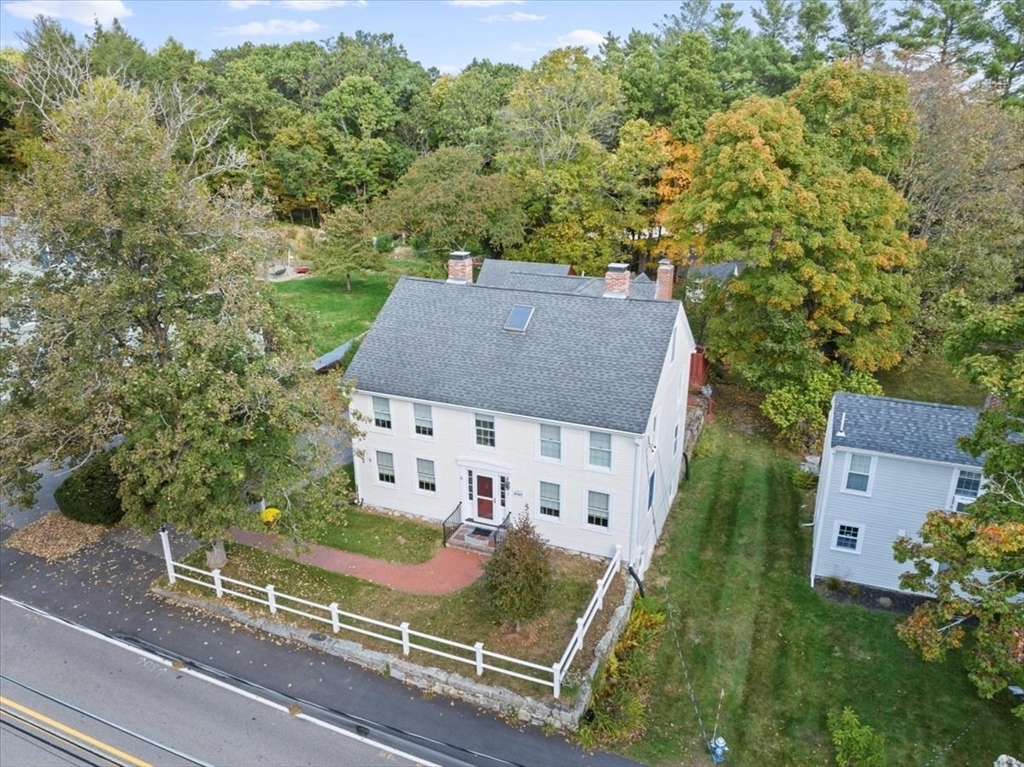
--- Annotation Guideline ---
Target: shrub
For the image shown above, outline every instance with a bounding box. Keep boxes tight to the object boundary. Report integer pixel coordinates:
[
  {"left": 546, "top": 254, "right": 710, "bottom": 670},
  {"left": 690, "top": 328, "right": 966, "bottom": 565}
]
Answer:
[
  {"left": 761, "top": 364, "right": 883, "bottom": 447},
  {"left": 373, "top": 233, "right": 394, "bottom": 253},
  {"left": 577, "top": 597, "right": 666, "bottom": 746},
  {"left": 823, "top": 575, "right": 843, "bottom": 592},
  {"left": 792, "top": 469, "right": 820, "bottom": 490},
  {"left": 482, "top": 511, "right": 553, "bottom": 630},
  {"left": 54, "top": 451, "right": 125, "bottom": 526},
  {"left": 827, "top": 707, "right": 886, "bottom": 767}
]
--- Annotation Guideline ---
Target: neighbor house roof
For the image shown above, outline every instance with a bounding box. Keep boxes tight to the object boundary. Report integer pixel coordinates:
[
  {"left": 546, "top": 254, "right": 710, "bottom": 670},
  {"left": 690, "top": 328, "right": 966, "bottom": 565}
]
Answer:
[
  {"left": 687, "top": 260, "right": 744, "bottom": 282},
  {"left": 830, "top": 393, "right": 982, "bottom": 467},
  {"left": 477, "top": 258, "right": 658, "bottom": 299},
  {"left": 345, "top": 276, "right": 680, "bottom": 434}
]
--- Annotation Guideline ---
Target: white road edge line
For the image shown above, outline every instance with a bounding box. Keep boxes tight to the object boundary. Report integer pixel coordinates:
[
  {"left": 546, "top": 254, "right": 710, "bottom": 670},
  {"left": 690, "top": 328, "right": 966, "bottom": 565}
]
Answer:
[{"left": 0, "top": 595, "right": 440, "bottom": 767}]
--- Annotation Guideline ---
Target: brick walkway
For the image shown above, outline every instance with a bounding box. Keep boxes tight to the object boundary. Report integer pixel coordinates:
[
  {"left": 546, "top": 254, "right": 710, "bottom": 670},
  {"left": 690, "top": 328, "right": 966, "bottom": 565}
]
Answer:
[{"left": 231, "top": 528, "right": 486, "bottom": 596}]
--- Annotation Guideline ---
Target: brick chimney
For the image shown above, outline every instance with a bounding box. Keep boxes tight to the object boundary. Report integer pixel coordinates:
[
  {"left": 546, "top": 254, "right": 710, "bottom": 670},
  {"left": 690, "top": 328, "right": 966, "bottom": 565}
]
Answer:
[
  {"left": 603, "top": 263, "right": 630, "bottom": 298},
  {"left": 656, "top": 259, "right": 675, "bottom": 300},
  {"left": 447, "top": 251, "right": 473, "bottom": 284}
]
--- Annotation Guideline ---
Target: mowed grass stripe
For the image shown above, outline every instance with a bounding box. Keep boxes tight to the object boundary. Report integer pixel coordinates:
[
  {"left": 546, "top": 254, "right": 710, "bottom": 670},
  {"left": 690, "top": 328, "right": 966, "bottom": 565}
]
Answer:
[{"left": 627, "top": 423, "right": 1021, "bottom": 766}]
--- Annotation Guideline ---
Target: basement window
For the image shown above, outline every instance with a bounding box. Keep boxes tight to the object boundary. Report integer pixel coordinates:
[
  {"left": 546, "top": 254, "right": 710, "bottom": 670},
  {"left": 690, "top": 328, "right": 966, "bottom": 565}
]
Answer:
[{"left": 503, "top": 304, "right": 535, "bottom": 332}]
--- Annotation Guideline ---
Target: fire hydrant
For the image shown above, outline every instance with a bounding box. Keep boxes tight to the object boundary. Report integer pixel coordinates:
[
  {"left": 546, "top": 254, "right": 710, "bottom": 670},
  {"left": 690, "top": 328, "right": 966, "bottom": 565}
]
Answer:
[{"left": 710, "top": 736, "right": 728, "bottom": 764}]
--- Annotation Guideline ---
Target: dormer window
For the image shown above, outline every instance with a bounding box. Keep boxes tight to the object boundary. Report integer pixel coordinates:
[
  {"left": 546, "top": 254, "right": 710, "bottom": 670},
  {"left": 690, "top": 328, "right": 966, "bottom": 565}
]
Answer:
[{"left": 503, "top": 304, "right": 535, "bottom": 332}]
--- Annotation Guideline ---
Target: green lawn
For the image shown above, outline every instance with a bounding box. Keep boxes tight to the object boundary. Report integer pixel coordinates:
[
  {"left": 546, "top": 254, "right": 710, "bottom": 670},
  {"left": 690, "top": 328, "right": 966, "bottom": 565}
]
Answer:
[
  {"left": 627, "top": 422, "right": 1021, "bottom": 766},
  {"left": 313, "top": 508, "right": 441, "bottom": 564},
  {"left": 875, "top": 352, "right": 986, "bottom": 407},
  {"left": 273, "top": 274, "right": 392, "bottom": 355}
]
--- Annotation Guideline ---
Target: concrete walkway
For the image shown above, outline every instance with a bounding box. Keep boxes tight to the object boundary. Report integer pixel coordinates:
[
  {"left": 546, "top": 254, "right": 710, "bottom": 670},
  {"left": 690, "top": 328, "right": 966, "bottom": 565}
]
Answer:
[{"left": 231, "top": 527, "right": 486, "bottom": 595}]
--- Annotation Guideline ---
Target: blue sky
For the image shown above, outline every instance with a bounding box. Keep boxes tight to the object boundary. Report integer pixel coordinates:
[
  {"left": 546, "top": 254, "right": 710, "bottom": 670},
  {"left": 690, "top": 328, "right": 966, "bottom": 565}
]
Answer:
[{"left": 0, "top": 0, "right": 710, "bottom": 73}]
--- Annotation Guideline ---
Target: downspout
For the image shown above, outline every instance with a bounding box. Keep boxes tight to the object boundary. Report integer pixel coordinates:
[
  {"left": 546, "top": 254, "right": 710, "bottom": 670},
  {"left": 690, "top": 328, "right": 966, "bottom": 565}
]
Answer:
[
  {"left": 809, "top": 405, "right": 836, "bottom": 588},
  {"left": 629, "top": 435, "right": 644, "bottom": 573}
]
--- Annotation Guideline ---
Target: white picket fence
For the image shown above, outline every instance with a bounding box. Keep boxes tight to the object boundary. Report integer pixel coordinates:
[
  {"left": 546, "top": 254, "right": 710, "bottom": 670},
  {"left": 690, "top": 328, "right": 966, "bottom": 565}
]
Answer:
[{"left": 160, "top": 530, "right": 621, "bottom": 698}]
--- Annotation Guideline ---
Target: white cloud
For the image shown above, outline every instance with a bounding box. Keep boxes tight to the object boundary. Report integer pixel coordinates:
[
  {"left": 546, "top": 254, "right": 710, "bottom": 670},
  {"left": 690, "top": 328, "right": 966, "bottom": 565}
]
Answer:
[
  {"left": 217, "top": 18, "right": 326, "bottom": 36},
  {"left": 556, "top": 29, "right": 605, "bottom": 48},
  {"left": 2, "top": 0, "right": 132, "bottom": 26},
  {"left": 225, "top": 0, "right": 270, "bottom": 9},
  {"left": 449, "top": 0, "right": 523, "bottom": 7},
  {"left": 482, "top": 11, "right": 544, "bottom": 22},
  {"left": 278, "top": 0, "right": 365, "bottom": 9}
]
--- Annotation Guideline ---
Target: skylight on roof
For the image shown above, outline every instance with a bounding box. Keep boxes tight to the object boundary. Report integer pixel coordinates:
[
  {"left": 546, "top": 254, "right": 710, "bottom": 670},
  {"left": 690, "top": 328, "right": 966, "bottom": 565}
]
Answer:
[{"left": 504, "top": 304, "right": 535, "bottom": 332}]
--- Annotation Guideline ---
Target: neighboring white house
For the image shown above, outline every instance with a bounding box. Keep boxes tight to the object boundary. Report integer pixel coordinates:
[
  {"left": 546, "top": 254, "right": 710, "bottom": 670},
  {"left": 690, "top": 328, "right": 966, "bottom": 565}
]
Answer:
[
  {"left": 345, "top": 253, "right": 696, "bottom": 576},
  {"left": 810, "top": 392, "right": 983, "bottom": 593}
]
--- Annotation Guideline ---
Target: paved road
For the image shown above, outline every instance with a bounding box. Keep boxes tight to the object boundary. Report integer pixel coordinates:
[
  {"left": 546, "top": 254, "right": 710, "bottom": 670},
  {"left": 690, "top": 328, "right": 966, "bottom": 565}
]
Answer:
[
  {"left": 0, "top": 598, "right": 427, "bottom": 767},
  {"left": 0, "top": 526, "right": 639, "bottom": 767}
]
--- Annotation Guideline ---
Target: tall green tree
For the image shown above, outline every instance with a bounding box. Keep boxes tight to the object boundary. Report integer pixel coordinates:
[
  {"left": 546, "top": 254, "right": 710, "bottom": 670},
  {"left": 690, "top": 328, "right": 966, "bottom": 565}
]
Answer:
[
  {"left": 894, "top": 293, "right": 1024, "bottom": 719},
  {"left": 750, "top": 0, "right": 801, "bottom": 95},
  {"left": 982, "top": 0, "right": 1024, "bottom": 106},
  {"left": 371, "top": 146, "right": 525, "bottom": 253},
  {"left": 794, "top": 0, "right": 834, "bottom": 72},
  {"left": 0, "top": 77, "right": 353, "bottom": 566},
  {"left": 314, "top": 206, "right": 382, "bottom": 291},
  {"left": 427, "top": 59, "right": 522, "bottom": 152},
  {"left": 889, "top": 0, "right": 990, "bottom": 68},
  {"left": 85, "top": 18, "right": 153, "bottom": 84},
  {"left": 831, "top": 0, "right": 890, "bottom": 59}
]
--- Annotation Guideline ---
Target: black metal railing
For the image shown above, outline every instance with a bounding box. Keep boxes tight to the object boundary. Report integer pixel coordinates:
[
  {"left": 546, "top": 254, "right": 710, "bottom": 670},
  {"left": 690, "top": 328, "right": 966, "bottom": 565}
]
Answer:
[
  {"left": 441, "top": 502, "right": 462, "bottom": 547},
  {"left": 493, "top": 511, "right": 512, "bottom": 549}
]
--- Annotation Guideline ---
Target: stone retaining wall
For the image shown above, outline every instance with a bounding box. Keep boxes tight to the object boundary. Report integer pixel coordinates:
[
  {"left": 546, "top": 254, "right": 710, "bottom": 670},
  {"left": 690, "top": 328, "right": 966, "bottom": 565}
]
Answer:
[{"left": 153, "top": 578, "right": 637, "bottom": 731}]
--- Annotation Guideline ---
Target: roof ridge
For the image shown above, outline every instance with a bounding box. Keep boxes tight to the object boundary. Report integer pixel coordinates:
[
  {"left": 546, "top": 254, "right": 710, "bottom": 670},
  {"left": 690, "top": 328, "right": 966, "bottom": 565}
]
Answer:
[
  {"left": 399, "top": 274, "right": 678, "bottom": 306},
  {"left": 837, "top": 392, "right": 979, "bottom": 413}
]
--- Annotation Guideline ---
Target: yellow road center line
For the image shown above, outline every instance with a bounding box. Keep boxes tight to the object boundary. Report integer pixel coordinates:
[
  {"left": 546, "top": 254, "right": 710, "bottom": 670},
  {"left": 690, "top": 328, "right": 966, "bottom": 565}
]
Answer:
[{"left": 0, "top": 695, "right": 153, "bottom": 767}]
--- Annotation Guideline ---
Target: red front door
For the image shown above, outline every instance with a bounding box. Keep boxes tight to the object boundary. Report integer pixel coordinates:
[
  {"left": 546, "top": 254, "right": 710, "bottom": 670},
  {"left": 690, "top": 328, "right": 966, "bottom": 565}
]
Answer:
[{"left": 476, "top": 475, "right": 494, "bottom": 520}]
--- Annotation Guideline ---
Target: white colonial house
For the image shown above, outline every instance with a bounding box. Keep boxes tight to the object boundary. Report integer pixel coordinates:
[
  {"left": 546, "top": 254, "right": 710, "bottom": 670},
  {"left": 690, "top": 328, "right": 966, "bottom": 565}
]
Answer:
[
  {"left": 345, "top": 253, "right": 696, "bottom": 576},
  {"left": 810, "top": 392, "right": 983, "bottom": 593}
]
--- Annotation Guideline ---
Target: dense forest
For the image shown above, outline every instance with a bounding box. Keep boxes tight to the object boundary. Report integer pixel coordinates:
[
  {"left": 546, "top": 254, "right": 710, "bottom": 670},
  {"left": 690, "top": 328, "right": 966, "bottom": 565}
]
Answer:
[{"left": 1, "top": 0, "right": 1021, "bottom": 398}]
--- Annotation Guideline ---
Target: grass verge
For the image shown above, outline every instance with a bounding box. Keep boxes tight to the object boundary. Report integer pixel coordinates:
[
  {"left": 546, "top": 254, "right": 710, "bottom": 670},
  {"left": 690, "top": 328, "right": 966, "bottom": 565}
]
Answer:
[{"left": 626, "top": 422, "right": 1021, "bottom": 766}]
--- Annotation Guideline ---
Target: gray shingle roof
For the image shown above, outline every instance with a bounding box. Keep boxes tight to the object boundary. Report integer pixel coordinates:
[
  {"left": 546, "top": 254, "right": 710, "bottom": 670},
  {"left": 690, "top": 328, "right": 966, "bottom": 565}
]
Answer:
[
  {"left": 688, "top": 260, "right": 744, "bottom": 281},
  {"left": 345, "top": 277, "right": 680, "bottom": 433},
  {"left": 476, "top": 259, "right": 572, "bottom": 286},
  {"left": 830, "top": 393, "right": 982, "bottom": 467},
  {"left": 476, "top": 259, "right": 658, "bottom": 299}
]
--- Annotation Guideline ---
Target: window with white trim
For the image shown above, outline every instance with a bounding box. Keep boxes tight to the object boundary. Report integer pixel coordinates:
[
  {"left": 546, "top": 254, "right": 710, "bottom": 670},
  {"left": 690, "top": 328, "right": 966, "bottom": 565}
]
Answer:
[
  {"left": 539, "top": 482, "right": 561, "bottom": 518},
  {"left": 475, "top": 414, "right": 495, "bottom": 447},
  {"left": 372, "top": 397, "right": 391, "bottom": 429},
  {"left": 589, "top": 432, "right": 612, "bottom": 468},
  {"left": 376, "top": 451, "right": 395, "bottom": 484},
  {"left": 833, "top": 522, "right": 861, "bottom": 553},
  {"left": 587, "top": 491, "right": 610, "bottom": 528},
  {"left": 844, "top": 453, "right": 873, "bottom": 494},
  {"left": 413, "top": 403, "right": 433, "bottom": 436},
  {"left": 416, "top": 458, "right": 435, "bottom": 492},
  {"left": 540, "top": 424, "right": 561, "bottom": 459},
  {"left": 952, "top": 469, "right": 982, "bottom": 511}
]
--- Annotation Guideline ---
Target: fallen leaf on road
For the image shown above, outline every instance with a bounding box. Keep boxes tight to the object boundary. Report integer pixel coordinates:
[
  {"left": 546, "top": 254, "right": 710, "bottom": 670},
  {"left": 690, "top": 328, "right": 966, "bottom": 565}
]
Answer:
[{"left": 4, "top": 512, "right": 107, "bottom": 561}]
